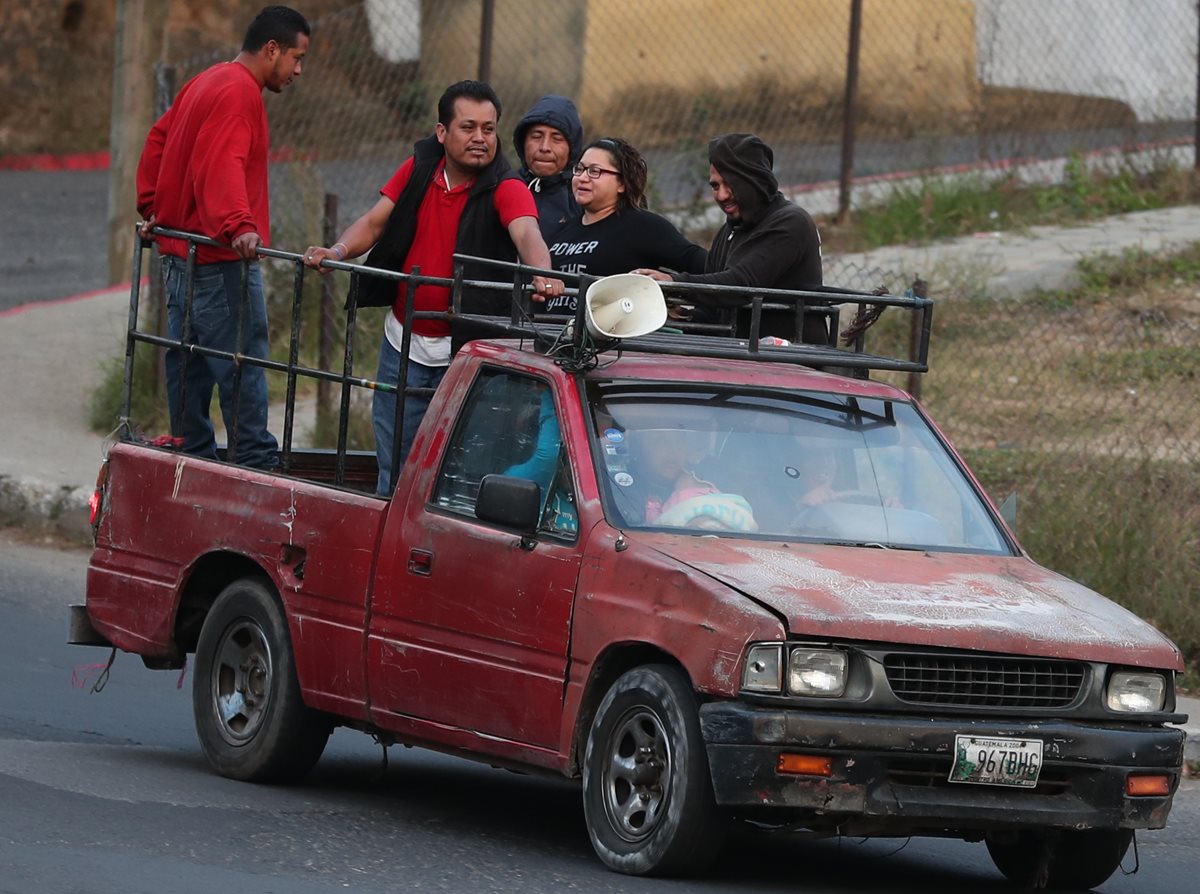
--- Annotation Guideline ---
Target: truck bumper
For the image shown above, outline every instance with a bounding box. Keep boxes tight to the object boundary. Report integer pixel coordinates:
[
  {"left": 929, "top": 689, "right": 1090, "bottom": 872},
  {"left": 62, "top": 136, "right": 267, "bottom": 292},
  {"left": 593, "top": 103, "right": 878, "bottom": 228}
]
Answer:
[
  {"left": 700, "top": 702, "right": 1183, "bottom": 832},
  {"left": 67, "top": 603, "right": 113, "bottom": 648}
]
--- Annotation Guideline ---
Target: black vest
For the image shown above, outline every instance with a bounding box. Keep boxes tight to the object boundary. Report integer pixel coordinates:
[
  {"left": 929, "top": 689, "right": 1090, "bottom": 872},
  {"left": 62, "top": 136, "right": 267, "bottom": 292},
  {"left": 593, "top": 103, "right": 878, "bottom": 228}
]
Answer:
[{"left": 357, "top": 134, "right": 521, "bottom": 324}]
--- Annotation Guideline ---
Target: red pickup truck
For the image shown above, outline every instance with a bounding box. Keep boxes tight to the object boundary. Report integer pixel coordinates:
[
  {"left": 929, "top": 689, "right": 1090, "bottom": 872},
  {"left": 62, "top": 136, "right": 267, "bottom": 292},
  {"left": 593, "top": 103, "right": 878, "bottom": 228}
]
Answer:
[{"left": 72, "top": 240, "right": 1185, "bottom": 889}]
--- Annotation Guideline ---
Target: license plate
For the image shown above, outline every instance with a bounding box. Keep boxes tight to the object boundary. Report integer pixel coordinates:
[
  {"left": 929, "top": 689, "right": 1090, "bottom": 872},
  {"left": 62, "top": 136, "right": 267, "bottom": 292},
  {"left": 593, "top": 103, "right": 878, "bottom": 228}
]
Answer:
[{"left": 948, "top": 735, "right": 1043, "bottom": 788}]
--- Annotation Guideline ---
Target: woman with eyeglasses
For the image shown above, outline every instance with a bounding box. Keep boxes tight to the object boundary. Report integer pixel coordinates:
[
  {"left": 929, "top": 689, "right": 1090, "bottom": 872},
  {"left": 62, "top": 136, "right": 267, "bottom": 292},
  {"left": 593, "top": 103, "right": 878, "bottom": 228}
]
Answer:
[{"left": 544, "top": 137, "right": 706, "bottom": 314}]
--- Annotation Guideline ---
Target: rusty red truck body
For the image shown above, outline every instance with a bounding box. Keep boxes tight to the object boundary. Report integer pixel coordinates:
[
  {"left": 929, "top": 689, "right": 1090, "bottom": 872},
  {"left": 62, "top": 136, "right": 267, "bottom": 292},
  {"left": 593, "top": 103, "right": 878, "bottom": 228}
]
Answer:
[{"left": 72, "top": 239, "right": 1186, "bottom": 888}]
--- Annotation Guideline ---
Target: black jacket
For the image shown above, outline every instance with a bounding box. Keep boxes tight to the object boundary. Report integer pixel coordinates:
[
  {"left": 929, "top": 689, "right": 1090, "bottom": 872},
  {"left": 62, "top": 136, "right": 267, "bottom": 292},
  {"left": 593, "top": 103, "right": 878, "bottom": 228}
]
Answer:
[
  {"left": 676, "top": 133, "right": 827, "bottom": 343},
  {"left": 512, "top": 95, "right": 584, "bottom": 240}
]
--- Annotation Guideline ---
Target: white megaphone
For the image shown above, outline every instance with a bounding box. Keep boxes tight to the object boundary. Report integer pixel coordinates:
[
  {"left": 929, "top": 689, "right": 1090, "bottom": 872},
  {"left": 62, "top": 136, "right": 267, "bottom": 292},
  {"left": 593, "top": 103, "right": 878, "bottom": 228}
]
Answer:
[{"left": 583, "top": 273, "right": 668, "bottom": 339}]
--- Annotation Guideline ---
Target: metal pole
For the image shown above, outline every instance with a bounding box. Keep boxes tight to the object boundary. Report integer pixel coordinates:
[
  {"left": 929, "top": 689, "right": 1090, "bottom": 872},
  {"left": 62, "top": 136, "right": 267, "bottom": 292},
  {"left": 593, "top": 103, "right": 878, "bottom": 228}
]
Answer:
[
  {"left": 107, "top": 0, "right": 167, "bottom": 286},
  {"left": 389, "top": 268, "right": 421, "bottom": 495},
  {"left": 120, "top": 231, "right": 145, "bottom": 431},
  {"left": 318, "top": 193, "right": 338, "bottom": 424},
  {"left": 907, "top": 276, "right": 929, "bottom": 399},
  {"left": 837, "top": 0, "right": 863, "bottom": 225},
  {"left": 478, "top": 0, "right": 496, "bottom": 82},
  {"left": 149, "top": 64, "right": 175, "bottom": 405},
  {"left": 281, "top": 258, "right": 306, "bottom": 472},
  {"left": 1195, "top": 0, "right": 1200, "bottom": 172}
]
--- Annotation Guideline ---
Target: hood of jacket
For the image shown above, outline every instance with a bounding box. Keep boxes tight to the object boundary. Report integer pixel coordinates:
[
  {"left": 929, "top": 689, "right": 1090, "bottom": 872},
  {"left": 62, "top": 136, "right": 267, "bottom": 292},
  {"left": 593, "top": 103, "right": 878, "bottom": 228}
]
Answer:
[
  {"left": 512, "top": 94, "right": 584, "bottom": 183},
  {"left": 708, "top": 132, "right": 780, "bottom": 228}
]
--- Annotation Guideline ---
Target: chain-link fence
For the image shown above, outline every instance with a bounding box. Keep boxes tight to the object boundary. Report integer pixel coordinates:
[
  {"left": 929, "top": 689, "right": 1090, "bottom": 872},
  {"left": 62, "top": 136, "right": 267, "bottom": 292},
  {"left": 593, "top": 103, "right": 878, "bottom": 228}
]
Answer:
[
  {"left": 158, "top": 0, "right": 1200, "bottom": 668},
  {"left": 859, "top": 248, "right": 1200, "bottom": 669},
  {"left": 164, "top": 0, "right": 1200, "bottom": 237}
]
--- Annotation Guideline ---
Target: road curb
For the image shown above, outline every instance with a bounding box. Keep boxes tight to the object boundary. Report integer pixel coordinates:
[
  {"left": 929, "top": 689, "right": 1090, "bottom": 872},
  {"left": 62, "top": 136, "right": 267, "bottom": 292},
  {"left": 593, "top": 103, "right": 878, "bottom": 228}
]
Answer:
[{"left": 0, "top": 475, "right": 93, "bottom": 546}]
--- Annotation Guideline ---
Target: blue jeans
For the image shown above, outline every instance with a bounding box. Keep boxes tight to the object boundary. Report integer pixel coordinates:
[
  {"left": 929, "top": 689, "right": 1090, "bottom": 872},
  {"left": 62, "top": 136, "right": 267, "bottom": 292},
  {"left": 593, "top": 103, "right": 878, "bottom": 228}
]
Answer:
[
  {"left": 162, "top": 256, "right": 278, "bottom": 469},
  {"left": 372, "top": 334, "right": 447, "bottom": 495}
]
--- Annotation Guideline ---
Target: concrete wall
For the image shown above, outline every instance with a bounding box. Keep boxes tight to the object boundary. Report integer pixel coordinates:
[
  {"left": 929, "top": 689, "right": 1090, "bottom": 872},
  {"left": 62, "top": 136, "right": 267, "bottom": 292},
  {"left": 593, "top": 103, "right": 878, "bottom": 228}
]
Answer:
[
  {"left": 415, "top": 0, "right": 589, "bottom": 123},
  {"left": 0, "top": 2, "right": 118, "bottom": 153},
  {"left": 579, "top": 0, "right": 979, "bottom": 128},
  {"left": 976, "top": 0, "right": 1197, "bottom": 122}
]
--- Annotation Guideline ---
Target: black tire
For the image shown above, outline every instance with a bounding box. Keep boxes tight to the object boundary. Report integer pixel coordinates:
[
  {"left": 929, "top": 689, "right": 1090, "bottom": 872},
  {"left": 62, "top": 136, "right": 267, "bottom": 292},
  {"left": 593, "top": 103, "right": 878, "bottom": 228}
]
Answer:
[
  {"left": 986, "top": 828, "right": 1133, "bottom": 890},
  {"left": 192, "top": 577, "right": 331, "bottom": 783},
  {"left": 582, "top": 664, "right": 726, "bottom": 876}
]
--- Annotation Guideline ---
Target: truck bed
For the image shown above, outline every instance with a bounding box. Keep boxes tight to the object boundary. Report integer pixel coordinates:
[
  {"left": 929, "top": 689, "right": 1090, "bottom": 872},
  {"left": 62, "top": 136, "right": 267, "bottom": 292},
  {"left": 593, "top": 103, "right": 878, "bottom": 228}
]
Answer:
[{"left": 87, "top": 441, "right": 387, "bottom": 716}]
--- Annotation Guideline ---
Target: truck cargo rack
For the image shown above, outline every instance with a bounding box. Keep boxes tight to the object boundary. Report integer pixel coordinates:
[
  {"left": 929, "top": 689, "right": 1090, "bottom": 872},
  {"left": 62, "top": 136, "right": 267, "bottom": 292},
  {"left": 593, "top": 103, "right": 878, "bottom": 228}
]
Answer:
[{"left": 121, "top": 226, "right": 931, "bottom": 489}]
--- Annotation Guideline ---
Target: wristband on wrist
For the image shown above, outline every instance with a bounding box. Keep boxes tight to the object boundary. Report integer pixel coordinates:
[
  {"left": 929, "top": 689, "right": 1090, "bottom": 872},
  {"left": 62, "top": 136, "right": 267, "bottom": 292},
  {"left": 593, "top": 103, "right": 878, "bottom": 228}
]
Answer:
[{"left": 332, "top": 242, "right": 348, "bottom": 261}]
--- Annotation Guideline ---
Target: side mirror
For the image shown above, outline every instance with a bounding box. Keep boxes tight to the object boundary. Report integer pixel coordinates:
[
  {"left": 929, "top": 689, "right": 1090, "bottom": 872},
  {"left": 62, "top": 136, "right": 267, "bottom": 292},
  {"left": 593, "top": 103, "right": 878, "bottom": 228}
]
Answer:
[
  {"left": 476, "top": 474, "right": 541, "bottom": 534},
  {"left": 998, "top": 492, "right": 1018, "bottom": 529}
]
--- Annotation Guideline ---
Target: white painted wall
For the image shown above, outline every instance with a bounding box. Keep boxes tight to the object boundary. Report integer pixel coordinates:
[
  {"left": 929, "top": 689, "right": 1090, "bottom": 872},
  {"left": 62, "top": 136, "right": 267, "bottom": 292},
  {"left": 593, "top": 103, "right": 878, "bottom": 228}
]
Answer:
[
  {"left": 365, "top": 0, "right": 421, "bottom": 63},
  {"left": 976, "top": 0, "right": 1198, "bottom": 121}
]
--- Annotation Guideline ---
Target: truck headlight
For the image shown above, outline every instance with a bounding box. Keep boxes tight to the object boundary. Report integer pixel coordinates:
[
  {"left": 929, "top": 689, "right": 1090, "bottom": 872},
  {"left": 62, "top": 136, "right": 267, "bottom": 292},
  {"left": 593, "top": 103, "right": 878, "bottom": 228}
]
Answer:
[
  {"left": 788, "top": 649, "right": 847, "bottom": 697},
  {"left": 742, "top": 644, "right": 783, "bottom": 692},
  {"left": 1106, "top": 671, "right": 1166, "bottom": 713}
]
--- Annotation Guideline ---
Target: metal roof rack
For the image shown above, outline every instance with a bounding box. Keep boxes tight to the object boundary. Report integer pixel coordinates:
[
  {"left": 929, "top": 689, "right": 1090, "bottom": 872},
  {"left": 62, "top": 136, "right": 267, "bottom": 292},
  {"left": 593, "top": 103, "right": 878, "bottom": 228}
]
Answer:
[{"left": 442, "top": 253, "right": 932, "bottom": 376}]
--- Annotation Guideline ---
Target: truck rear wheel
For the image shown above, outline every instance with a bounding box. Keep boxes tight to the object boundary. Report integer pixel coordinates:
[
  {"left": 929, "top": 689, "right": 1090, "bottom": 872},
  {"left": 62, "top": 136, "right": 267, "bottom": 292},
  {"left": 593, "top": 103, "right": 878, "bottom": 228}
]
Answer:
[
  {"left": 192, "top": 577, "right": 330, "bottom": 782},
  {"left": 582, "top": 664, "right": 726, "bottom": 876},
  {"left": 986, "top": 828, "right": 1132, "bottom": 890}
]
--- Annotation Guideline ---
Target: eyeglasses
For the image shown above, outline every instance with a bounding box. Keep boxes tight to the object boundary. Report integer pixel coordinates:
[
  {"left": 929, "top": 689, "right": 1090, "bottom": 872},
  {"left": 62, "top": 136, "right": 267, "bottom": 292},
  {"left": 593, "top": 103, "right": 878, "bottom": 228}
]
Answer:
[{"left": 572, "top": 162, "right": 620, "bottom": 179}]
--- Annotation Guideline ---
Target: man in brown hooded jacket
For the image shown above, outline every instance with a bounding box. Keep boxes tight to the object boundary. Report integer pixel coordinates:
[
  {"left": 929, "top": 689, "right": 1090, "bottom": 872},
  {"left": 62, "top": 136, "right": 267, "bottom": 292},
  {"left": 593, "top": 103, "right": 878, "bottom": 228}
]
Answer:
[{"left": 637, "top": 132, "right": 828, "bottom": 344}]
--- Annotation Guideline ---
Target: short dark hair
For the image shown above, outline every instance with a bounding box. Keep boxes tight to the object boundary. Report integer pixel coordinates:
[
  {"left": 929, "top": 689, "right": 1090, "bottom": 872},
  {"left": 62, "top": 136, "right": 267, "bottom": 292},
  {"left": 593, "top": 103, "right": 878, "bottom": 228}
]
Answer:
[
  {"left": 437, "top": 80, "right": 502, "bottom": 127},
  {"left": 242, "top": 6, "right": 310, "bottom": 52},
  {"left": 585, "top": 137, "right": 648, "bottom": 211}
]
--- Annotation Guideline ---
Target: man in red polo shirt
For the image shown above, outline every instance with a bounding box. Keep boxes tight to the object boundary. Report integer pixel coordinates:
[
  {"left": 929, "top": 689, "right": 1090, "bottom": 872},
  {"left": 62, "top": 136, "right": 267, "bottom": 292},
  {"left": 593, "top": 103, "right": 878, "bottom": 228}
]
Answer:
[
  {"left": 304, "top": 80, "right": 562, "bottom": 495},
  {"left": 136, "top": 6, "right": 310, "bottom": 469}
]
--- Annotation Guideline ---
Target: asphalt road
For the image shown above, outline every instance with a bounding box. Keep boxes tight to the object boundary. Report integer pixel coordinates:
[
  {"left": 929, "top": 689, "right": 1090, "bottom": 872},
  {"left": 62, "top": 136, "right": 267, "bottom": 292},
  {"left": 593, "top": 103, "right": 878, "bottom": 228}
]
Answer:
[
  {"left": 0, "top": 170, "right": 110, "bottom": 310},
  {"left": 1, "top": 531, "right": 1197, "bottom": 894}
]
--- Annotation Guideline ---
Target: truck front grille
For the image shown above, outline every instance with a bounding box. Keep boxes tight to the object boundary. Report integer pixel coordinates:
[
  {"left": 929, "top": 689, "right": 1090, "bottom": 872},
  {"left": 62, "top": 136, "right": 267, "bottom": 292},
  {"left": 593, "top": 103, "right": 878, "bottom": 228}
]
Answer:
[
  {"left": 883, "top": 654, "right": 1085, "bottom": 709},
  {"left": 885, "top": 756, "right": 1072, "bottom": 794}
]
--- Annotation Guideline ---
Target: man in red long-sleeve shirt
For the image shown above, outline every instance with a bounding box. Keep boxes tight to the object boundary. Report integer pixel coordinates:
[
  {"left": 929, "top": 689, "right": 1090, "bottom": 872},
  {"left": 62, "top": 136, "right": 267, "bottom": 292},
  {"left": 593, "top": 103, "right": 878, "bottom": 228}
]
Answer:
[{"left": 135, "top": 5, "right": 309, "bottom": 469}]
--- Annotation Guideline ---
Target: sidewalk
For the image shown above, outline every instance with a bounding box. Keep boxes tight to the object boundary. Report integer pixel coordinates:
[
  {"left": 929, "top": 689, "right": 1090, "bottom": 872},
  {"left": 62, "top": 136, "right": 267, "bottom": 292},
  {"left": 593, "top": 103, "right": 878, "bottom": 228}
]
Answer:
[
  {"left": 0, "top": 206, "right": 1197, "bottom": 766},
  {"left": 0, "top": 286, "right": 130, "bottom": 543},
  {"left": 825, "top": 203, "right": 1200, "bottom": 296}
]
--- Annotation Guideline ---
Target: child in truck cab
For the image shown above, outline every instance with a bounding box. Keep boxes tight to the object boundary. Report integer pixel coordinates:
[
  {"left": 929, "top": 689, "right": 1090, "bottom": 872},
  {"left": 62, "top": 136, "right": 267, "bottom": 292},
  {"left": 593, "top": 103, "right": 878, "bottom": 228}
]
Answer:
[{"left": 609, "top": 426, "right": 757, "bottom": 532}]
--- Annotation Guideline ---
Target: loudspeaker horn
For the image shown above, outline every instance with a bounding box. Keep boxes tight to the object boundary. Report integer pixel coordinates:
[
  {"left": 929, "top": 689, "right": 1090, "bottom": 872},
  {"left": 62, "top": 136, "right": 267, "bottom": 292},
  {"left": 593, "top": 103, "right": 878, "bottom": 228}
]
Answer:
[{"left": 584, "top": 273, "right": 667, "bottom": 339}]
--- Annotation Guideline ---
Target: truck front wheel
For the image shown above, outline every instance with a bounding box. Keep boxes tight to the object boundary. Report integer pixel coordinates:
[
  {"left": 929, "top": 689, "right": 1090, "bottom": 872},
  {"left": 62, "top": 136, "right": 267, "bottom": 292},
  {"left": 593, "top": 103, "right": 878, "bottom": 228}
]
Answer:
[
  {"left": 986, "top": 828, "right": 1132, "bottom": 890},
  {"left": 192, "top": 577, "right": 330, "bottom": 782},
  {"left": 582, "top": 664, "right": 726, "bottom": 875}
]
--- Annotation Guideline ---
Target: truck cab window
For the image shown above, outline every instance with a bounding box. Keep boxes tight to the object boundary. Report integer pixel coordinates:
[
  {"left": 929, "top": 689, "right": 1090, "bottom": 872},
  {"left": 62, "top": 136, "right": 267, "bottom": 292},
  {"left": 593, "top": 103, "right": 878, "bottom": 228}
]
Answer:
[{"left": 433, "top": 370, "right": 575, "bottom": 537}]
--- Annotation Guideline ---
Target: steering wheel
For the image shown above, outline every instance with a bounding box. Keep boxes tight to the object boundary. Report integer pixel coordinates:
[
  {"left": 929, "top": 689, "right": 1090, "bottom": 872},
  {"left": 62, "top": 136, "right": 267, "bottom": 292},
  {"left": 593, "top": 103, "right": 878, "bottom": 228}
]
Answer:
[{"left": 788, "top": 491, "right": 882, "bottom": 535}]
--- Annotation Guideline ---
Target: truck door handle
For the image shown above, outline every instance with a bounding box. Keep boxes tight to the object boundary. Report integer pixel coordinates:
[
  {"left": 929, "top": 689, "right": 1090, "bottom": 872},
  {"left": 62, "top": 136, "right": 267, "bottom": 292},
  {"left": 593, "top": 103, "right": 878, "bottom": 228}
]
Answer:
[{"left": 408, "top": 549, "right": 433, "bottom": 576}]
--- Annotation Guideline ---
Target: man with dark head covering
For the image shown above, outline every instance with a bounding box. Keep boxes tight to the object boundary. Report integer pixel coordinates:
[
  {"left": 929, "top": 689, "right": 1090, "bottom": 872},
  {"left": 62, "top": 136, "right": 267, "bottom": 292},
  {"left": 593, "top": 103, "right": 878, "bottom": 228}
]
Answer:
[
  {"left": 636, "top": 132, "right": 828, "bottom": 344},
  {"left": 513, "top": 95, "right": 584, "bottom": 239}
]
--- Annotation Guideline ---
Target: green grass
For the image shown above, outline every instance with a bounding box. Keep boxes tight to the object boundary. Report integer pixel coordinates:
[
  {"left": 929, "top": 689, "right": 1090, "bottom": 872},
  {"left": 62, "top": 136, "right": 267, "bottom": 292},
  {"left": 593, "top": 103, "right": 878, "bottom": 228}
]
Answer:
[
  {"left": 965, "top": 448, "right": 1200, "bottom": 689},
  {"left": 1066, "top": 345, "right": 1200, "bottom": 387},
  {"left": 893, "top": 243, "right": 1200, "bottom": 687},
  {"left": 821, "top": 157, "right": 1198, "bottom": 253},
  {"left": 1075, "top": 242, "right": 1200, "bottom": 291},
  {"left": 89, "top": 345, "right": 167, "bottom": 435}
]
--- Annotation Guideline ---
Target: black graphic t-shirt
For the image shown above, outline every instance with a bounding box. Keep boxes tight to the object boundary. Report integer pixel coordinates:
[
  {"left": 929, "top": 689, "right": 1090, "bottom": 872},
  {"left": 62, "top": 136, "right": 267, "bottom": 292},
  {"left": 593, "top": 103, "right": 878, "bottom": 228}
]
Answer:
[{"left": 545, "top": 207, "right": 706, "bottom": 314}]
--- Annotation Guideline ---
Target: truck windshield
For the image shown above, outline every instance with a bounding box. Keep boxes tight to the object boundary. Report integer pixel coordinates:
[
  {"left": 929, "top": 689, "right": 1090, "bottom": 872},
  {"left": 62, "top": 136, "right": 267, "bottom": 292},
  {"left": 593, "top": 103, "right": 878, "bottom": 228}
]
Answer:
[{"left": 587, "top": 384, "right": 1011, "bottom": 554}]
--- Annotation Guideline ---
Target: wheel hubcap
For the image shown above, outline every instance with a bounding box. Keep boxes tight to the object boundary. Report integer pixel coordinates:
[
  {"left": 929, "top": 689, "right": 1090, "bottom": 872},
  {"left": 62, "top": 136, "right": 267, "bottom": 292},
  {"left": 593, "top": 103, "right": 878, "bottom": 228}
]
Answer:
[
  {"left": 601, "top": 706, "right": 672, "bottom": 842},
  {"left": 210, "top": 617, "right": 273, "bottom": 746}
]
